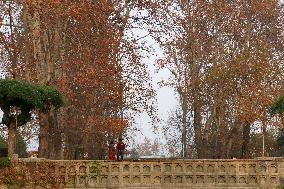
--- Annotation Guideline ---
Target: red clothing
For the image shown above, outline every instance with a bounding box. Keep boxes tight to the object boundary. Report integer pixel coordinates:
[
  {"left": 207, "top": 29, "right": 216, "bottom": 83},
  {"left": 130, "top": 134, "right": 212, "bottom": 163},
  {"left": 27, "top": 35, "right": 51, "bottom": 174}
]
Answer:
[
  {"left": 108, "top": 145, "right": 116, "bottom": 160},
  {"left": 116, "top": 141, "right": 125, "bottom": 150}
]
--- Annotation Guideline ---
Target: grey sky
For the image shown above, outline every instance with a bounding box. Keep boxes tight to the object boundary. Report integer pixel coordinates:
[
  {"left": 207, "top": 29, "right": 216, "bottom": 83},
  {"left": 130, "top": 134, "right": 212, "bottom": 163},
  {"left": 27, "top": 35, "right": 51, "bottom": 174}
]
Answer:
[{"left": 131, "top": 31, "right": 178, "bottom": 149}]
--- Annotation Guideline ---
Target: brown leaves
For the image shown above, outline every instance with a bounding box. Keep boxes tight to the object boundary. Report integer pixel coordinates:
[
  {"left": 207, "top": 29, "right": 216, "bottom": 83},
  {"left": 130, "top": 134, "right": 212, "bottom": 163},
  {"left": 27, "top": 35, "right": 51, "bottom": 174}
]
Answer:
[
  {"left": 0, "top": 0, "right": 159, "bottom": 159},
  {"left": 154, "top": 0, "right": 284, "bottom": 158}
]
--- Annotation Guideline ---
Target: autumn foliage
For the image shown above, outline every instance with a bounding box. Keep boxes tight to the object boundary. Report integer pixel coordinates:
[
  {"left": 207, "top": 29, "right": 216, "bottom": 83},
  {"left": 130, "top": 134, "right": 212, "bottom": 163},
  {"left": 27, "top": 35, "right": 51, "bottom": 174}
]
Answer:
[
  {"left": 2, "top": 0, "right": 283, "bottom": 160},
  {"left": 0, "top": 0, "right": 157, "bottom": 159},
  {"left": 156, "top": 0, "right": 284, "bottom": 158}
]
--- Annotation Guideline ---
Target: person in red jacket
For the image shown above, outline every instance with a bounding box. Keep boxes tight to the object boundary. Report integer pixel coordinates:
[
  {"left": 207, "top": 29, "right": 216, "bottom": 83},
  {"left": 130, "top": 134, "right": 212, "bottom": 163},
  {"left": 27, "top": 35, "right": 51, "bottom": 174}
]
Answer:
[
  {"left": 116, "top": 138, "right": 125, "bottom": 160},
  {"left": 108, "top": 141, "right": 116, "bottom": 160}
]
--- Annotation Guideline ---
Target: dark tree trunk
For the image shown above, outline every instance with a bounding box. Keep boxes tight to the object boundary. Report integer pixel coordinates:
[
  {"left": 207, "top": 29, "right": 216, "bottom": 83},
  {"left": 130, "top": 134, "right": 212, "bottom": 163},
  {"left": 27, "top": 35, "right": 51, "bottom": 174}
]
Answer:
[
  {"left": 241, "top": 123, "right": 251, "bottom": 158},
  {"left": 38, "top": 109, "right": 62, "bottom": 159},
  {"left": 48, "top": 109, "right": 62, "bottom": 159},
  {"left": 181, "top": 95, "right": 188, "bottom": 158},
  {"left": 38, "top": 113, "right": 49, "bottom": 158},
  {"left": 225, "top": 123, "right": 239, "bottom": 158},
  {"left": 193, "top": 106, "right": 203, "bottom": 158},
  {"left": 7, "top": 123, "right": 16, "bottom": 157}
]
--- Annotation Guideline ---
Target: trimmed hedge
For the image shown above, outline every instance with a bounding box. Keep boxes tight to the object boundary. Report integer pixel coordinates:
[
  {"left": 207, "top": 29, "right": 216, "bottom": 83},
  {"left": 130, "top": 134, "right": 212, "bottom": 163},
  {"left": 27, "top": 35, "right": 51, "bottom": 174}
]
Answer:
[
  {"left": 0, "top": 79, "right": 64, "bottom": 160},
  {"left": 0, "top": 79, "right": 38, "bottom": 111},
  {"left": 0, "top": 79, "right": 64, "bottom": 114},
  {"left": 35, "top": 84, "right": 64, "bottom": 113}
]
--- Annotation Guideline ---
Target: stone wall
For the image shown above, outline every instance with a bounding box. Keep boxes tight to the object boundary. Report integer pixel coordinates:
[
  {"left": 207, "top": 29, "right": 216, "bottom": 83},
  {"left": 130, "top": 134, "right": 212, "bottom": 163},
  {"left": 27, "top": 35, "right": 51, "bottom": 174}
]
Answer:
[{"left": 4, "top": 158, "right": 284, "bottom": 189}]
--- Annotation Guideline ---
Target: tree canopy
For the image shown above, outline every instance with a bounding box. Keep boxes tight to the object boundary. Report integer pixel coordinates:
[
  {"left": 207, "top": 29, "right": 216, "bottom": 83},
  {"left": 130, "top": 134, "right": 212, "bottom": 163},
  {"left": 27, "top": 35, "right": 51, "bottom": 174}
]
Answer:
[
  {"left": 0, "top": 79, "right": 64, "bottom": 125},
  {"left": 0, "top": 79, "right": 38, "bottom": 111},
  {"left": 35, "top": 84, "right": 64, "bottom": 113}
]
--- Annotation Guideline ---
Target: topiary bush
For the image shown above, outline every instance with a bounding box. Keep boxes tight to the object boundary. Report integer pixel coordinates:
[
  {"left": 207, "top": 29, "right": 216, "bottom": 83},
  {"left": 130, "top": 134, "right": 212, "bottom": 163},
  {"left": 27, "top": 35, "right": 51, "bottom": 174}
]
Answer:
[
  {"left": 0, "top": 79, "right": 64, "bottom": 157},
  {"left": 0, "top": 79, "right": 64, "bottom": 119},
  {"left": 0, "top": 79, "right": 40, "bottom": 125},
  {"left": 0, "top": 79, "right": 39, "bottom": 109},
  {"left": 35, "top": 84, "right": 64, "bottom": 113}
]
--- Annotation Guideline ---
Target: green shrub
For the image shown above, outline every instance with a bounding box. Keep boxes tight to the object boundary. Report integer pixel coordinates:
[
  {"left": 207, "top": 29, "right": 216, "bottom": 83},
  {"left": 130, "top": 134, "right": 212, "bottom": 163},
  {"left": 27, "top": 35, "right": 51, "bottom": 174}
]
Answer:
[
  {"left": 35, "top": 84, "right": 65, "bottom": 113},
  {"left": 0, "top": 157, "right": 11, "bottom": 169},
  {"left": 0, "top": 79, "right": 64, "bottom": 114},
  {"left": 0, "top": 79, "right": 64, "bottom": 127}
]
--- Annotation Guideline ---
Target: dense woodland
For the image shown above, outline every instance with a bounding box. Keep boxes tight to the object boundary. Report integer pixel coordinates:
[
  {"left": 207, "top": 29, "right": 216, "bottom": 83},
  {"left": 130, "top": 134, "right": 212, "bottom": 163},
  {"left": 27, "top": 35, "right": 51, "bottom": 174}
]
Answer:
[{"left": 0, "top": 0, "right": 284, "bottom": 159}]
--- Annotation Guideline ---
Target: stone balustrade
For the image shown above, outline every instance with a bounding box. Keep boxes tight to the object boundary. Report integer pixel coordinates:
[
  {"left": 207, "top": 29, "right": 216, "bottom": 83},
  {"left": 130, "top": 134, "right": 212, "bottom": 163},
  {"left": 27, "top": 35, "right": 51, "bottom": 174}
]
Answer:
[{"left": 4, "top": 158, "right": 284, "bottom": 189}]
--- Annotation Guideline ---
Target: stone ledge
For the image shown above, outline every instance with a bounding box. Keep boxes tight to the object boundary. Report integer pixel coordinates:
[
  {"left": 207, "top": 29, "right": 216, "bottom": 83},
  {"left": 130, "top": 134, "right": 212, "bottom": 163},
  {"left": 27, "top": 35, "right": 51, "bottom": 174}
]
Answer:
[{"left": 5, "top": 158, "right": 284, "bottom": 189}]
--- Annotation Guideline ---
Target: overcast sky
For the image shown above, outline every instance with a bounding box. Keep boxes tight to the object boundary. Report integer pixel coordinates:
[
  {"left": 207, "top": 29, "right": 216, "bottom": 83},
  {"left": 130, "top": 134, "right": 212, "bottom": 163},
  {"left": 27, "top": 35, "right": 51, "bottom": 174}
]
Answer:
[{"left": 130, "top": 31, "right": 178, "bottom": 152}]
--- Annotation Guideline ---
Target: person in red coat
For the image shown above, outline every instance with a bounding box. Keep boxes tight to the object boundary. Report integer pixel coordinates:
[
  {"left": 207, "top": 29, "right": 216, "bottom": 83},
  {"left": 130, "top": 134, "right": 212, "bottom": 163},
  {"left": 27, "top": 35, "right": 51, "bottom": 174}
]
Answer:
[
  {"left": 116, "top": 138, "right": 125, "bottom": 160},
  {"left": 108, "top": 141, "right": 116, "bottom": 160}
]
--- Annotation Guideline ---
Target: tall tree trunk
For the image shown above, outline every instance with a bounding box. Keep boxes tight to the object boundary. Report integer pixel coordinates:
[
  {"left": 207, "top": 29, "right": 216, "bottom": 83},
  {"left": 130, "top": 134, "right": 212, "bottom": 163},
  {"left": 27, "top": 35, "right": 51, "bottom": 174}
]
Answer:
[
  {"left": 48, "top": 109, "right": 62, "bottom": 159},
  {"left": 241, "top": 122, "right": 251, "bottom": 158},
  {"left": 38, "top": 113, "right": 49, "bottom": 158},
  {"left": 202, "top": 107, "right": 215, "bottom": 158},
  {"left": 37, "top": 101, "right": 63, "bottom": 160},
  {"left": 7, "top": 123, "right": 16, "bottom": 157},
  {"left": 193, "top": 105, "right": 203, "bottom": 158},
  {"left": 22, "top": 1, "right": 64, "bottom": 159},
  {"left": 181, "top": 93, "right": 188, "bottom": 158},
  {"left": 216, "top": 106, "right": 227, "bottom": 159},
  {"left": 262, "top": 125, "right": 267, "bottom": 157},
  {"left": 225, "top": 122, "right": 239, "bottom": 158}
]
